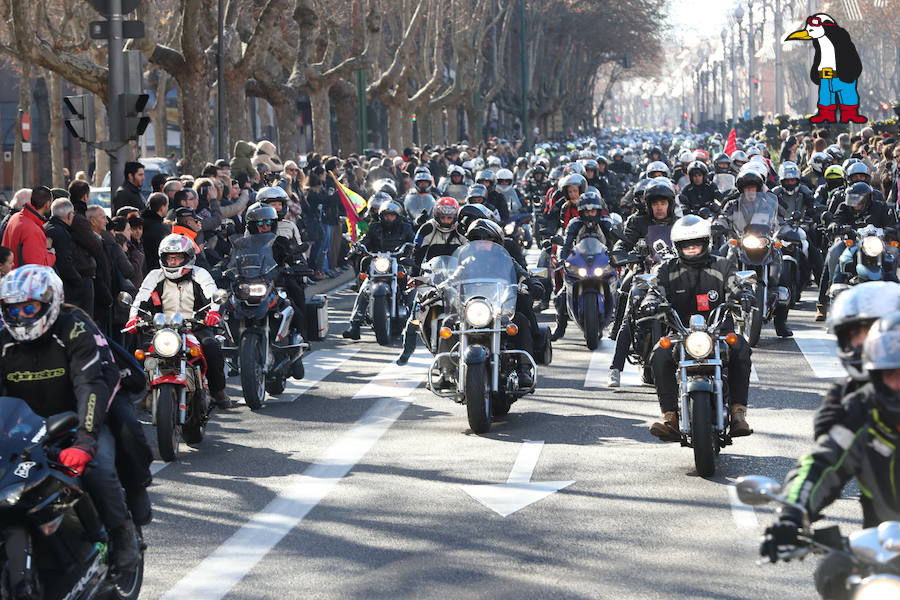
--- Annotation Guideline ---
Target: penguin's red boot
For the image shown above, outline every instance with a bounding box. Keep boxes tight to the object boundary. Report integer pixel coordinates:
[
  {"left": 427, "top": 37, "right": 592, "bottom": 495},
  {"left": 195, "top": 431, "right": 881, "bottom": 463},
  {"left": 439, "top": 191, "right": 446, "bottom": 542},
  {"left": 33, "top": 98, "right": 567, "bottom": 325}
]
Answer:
[
  {"left": 809, "top": 104, "right": 837, "bottom": 123},
  {"left": 839, "top": 105, "right": 867, "bottom": 123}
]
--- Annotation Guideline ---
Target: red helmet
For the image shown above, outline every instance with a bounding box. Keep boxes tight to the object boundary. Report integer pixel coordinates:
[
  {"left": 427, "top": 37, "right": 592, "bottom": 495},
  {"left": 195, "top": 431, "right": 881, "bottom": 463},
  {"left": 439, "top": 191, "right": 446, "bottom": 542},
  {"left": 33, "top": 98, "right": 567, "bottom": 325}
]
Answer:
[{"left": 433, "top": 197, "right": 460, "bottom": 233}]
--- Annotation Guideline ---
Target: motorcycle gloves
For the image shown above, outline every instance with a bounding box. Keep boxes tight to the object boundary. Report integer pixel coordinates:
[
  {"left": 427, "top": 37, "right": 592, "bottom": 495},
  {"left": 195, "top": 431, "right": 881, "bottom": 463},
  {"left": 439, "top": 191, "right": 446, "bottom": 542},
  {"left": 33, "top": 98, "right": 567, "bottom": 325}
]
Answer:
[
  {"left": 59, "top": 435, "right": 96, "bottom": 476},
  {"left": 760, "top": 518, "right": 800, "bottom": 563},
  {"left": 123, "top": 316, "right": 141, "bottom": 333},
  {"left": 205, "top": 311, "right": 222, "bottom": 327}
]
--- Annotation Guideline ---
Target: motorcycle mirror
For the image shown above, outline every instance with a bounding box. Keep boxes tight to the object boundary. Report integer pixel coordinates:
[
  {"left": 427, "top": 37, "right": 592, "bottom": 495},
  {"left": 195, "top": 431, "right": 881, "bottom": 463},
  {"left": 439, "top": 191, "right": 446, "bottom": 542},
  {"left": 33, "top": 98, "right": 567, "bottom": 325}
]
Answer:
[
  {"left": 529, "top": 266, "right": 549, "bottom": 278},
  {"left": 551, "top": 235, "right": 564, "bottom": 246},
  {"left": 46, "top": 411, "right": 79, "bottom": 440},
  {"left": 735, "top": 270, "right": 758, "bottom": 286},
  {"left": 117, "top": 291, "right": 134, "bottom": 307},
  {"left": 734, "top": 475, "right": 782, "bottom": 506},
  {"left": 213, "top": 289, "right": 229, "bottom": 304},
  {"left": 609, "top": 213, "right": 623, "bottom": 227}
]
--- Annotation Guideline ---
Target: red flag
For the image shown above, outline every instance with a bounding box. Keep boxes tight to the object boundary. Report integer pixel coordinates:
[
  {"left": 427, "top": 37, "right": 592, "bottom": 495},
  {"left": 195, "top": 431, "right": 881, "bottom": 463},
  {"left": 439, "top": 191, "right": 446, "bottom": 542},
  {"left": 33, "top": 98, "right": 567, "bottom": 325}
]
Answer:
[
  {"left": 334, "top": 180, "right": 361, "bottom": 242},
  {"left": 723, "top": 128, "right": 737, "bottom": 156}
]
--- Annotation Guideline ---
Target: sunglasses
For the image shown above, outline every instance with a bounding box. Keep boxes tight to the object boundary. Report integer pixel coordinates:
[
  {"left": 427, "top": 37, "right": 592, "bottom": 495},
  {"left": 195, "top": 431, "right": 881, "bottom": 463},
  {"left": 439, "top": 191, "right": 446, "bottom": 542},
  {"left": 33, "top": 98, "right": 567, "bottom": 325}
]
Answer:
[
  {"left": 3, "top": 302, "right": 41, "bottom": 320},
  {"left": 255, "top": 219, "right": 275, "bottom": 227},
  {"left": 805, "top": 16, "right": 834, "bottom": 27}
]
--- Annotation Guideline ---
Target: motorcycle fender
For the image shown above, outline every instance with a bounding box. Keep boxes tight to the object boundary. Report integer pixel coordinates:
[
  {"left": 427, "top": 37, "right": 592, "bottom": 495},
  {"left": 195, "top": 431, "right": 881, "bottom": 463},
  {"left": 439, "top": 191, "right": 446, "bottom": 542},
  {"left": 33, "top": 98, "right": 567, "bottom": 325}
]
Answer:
[
  {"left": 463, "top": 344, "right": 489, "bottom": 366},
  {"left": 371, "top": 282, "right": 390, "bottom": 297},
  {"left": 151, "top": 374, "right": 188, "bottom": 387},
  {"left": 685, "top": 379, "right": 714, "bottom": 394},
  {"left": 782, "top": 254, "right": 798, "bottom": 266}
]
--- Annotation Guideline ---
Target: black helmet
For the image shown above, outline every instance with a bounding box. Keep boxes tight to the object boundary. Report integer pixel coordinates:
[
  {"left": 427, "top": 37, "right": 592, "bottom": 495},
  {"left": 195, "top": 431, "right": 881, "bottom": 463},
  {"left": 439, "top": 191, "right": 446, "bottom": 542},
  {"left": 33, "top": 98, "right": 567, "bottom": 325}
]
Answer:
[
  {"left": 465, "top": 218, "right": 504, "bottom": 244},
  {"left": 828, "top": 282, "right": 900, "bottom": 381},
  {"left": 735, "top": 167, "right": 764, "bottom": 192},
  {"left": 246, "top": 202, "right": 278, "bottom": 234},
  {"left": 687, "top": 160, "right": 708, "bottom": 179},
  {"left": 368, "top": 191, "right": 393, "bottom": 217},
  {"left": 532, "top": 165, "right": 547, "bottom": 178},
  {"left": 862, "top": 311, "right": 900, "bottom": 424},
  {"left": 845, "top": 182, "right": 873, "bottom": 211},
  {"left": 577, "top": 192, "right": 604, "bottom": 225},
  {"left": 644, "top": 181, "right": 676, "bottom": 220},
  {"left": 596, "top": 155, "right": 609, "bottom": 166},
  {"left": 458, "top": 203, "right": 496, "bottom": 233}
]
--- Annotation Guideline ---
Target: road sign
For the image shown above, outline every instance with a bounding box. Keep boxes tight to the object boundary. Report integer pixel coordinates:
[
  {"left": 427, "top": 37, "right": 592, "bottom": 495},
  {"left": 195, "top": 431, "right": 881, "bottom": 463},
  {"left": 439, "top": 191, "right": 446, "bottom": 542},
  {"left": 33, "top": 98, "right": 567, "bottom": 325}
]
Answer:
[
  {"left": 21, "top": 142, "right": 31, "bottom": 153},
  {"left": 744, "top": 109, "right": 751, "bottom": 120},
  {"left": 21, "top": 112, "right": 31, "bottom": 142},
  {"left": 3, "top": 151, "right": 11, "bottom": 162},
  {"left": 87, "top": 0, "right": 139, "bottom": 17}
]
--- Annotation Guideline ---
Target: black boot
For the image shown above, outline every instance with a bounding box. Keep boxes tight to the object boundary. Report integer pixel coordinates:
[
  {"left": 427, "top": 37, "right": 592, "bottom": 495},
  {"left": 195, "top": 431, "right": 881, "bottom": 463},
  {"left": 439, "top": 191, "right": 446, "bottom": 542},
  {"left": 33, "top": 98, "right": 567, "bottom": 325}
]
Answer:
[
  {"left": 551, "top": 313, "right": 567, "bottom": 341},
  {"left": 110, "top": 520, "right": 141, "bottom": 572},
  {"left": 774, "top": 305, "right": 793, "bottom": 338},
  {"left": 342, "top": 321, "right": 361, "bottom": 340},
  {"left": 396, "top": 327, "right": 418, "bottom": 365},
  {"left": 517, "top": 365, "right": 534, "bottom": 388},
  {"left": 126, "top": 488, "right": 153, "bottom": 527}
]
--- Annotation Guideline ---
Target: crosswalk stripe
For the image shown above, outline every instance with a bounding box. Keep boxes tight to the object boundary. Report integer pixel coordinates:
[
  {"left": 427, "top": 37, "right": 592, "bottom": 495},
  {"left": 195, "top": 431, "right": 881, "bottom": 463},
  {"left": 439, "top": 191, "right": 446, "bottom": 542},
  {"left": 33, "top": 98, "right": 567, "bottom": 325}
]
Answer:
[
  {"left": 354, "top": 349, "right": 432, "bottom": 399},
  {"left": 792, "top": 329, "right": 844, "bottom": 379},
  {"left": 264, "top": 348, "right": 360, "bottom": 403}
]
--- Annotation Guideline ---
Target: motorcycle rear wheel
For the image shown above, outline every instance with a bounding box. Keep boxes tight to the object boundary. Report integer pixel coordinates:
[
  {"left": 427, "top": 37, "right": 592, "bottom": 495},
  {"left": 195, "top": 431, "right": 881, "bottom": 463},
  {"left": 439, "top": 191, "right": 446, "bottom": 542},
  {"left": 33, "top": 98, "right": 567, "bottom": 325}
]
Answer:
[
  {"left": 103, "top": 552, "right": 144, "bottom": 600},
  {"left": 690, "top": 391, "right": 717, "bottom": 478},
  {"left": 747, "top": 286, "right": 764, "bottom": 347},
  {"left": 372, "top": 294, "right": 391, "bottom": 346},
  {"left": 465, "top": 363, "right": 492, "bottom": 434},
  {"left": 582, "top": 296, "right": 601, "bottom": 351},
  {"left": 155, "top": 384, "right": 180, "bottom": 462},
  {"left": 240, "top": 333, "right": 266, "bottom": 410},
  {"left": 181, "top": 396, "right": 205, "bottom": 447}
]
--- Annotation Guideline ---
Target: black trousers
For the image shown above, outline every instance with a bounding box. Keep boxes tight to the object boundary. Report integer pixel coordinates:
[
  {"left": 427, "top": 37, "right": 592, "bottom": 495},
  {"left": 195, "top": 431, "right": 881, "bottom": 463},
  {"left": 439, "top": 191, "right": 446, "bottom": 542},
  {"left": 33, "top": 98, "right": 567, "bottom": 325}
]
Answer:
[
  {"left": 650, "top": 334, "right": 752, "bottom": 413},
  {"left": 200, "top": 335, "right": 226, "bottom": 394}
]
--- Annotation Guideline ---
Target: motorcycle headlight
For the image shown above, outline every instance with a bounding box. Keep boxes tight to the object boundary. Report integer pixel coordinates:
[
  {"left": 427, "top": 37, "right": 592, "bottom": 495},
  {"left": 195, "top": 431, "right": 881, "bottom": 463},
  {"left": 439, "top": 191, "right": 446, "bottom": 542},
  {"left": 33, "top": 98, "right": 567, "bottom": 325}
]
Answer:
[
  {"left": 577, "top": 267, "right": 588, "bottom": 277},
  {"left": 373, "top": 256, "right": 392, "bottom": 274},
  {"left": 0, "top": 483, "right": 25, "bottom": 506},
  {"left": 248, "top": 283, "right": 268, "bottom": 297},
  {"left": 854, "top": 575, "right": 900, "bottom": 600},
  {"left": 685, "top": 331, "right": 714, "bottom": 359},
  {"left": 464, "top": 299, "right": 493, "bottom": 327},
  {"left": 741, "top": 235, "right": 766, "bottom": 250},
  {"left": 152, "top": 329, "right": 182, "bottom": 358},
  {"left": 861, "top": 236, "right": 884, "bottom": 257},
  {"left": 504, "top": 222, "right": 515, "bottom": 235}
]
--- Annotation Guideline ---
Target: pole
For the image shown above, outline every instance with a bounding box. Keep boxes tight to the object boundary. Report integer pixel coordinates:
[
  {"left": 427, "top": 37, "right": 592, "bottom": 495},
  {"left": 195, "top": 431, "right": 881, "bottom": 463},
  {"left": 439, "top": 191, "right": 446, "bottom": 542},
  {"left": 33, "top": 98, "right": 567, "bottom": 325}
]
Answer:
[
  {"left": 356, "top": 70, "right": 368, "bottom": 153},
  {"left": 107, "top": 0, "right": 126, "bottom": 194},
  {"left": 774, "top": 0, "right": 784, "bottom": 115},
  {"left": 748, "top": 0, "right": 755, "bottom": 119},
  {"left": 518, "top": 0, "right": 530, "bottom": 151},
  {"left": 730, "top": 31, "right": 737, "bottom": 122},
  {"left": 216, "top": 0, "right": 226, "bottom": 159}
]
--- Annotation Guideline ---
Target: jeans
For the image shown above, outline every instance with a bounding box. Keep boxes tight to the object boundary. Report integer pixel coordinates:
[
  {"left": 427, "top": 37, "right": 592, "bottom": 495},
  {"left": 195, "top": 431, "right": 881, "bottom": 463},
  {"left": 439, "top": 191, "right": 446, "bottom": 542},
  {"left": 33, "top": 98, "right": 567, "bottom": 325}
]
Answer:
[
  {"left": 318, "top": 224, "right": 334, "bottom": 273},
  {"left": 818, "top": 77, "right": 859, "bottom": 106},
  {"left": 817, "top": 240, "right": 846, "bottom": 305},
  {"left": 81, "top": 426, "right": 130, "bottom": 530}
]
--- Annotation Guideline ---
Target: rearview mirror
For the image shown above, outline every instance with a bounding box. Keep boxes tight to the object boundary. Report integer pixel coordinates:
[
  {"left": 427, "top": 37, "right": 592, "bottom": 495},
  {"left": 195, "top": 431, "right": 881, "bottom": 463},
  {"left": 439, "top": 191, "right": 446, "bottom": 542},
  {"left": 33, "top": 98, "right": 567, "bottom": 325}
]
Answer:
[
  {"left": 735, "top": 475, "right": 782, "bottom": 506},
  {"left": 213, "top": 289, "right": 229, "bottom": 304},
  {"left": 117, "top": 291, "right": 134, "bottom": 307},
  {"left": 46, "top": 411, "right": 79, "bottom": 441},
  {"left": 735, "top": 270, "right": 758, "bottom": 286},
  {"left": 529, "top": 266, "right": 549, "bottom": 278}
]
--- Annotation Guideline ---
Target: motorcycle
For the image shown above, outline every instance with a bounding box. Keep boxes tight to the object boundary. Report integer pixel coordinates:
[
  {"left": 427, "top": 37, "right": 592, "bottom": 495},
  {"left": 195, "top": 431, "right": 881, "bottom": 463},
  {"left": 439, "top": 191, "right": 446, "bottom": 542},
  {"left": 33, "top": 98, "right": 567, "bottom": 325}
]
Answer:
[
  {"left": 0, "top": 399, "right": 144, "bottom": 599},
  {"left": 829, "top": 224, "right": 897, "bottom": 300},
  {"left": 736, "top": 474, "right": 900, "bottom": 598},
  {"left": 425, "top": 242, "right": 551, "bottom": 434},
  {"left": 504, "top": 212, "right": 533, "bottom": 249},
  {"left": 120, "top": 291, "right": 225, "bottom": 461},
  {"left": 356, "top": 242, "right": 413, "bottom": 345},
  {"left": 726, "top": 192, "right": 787, "bottom": 347},
  {"left": 221, "top": 233, "right": 312, "bottom": 411},
  {"left": 775, "top": 211, "right": 810, "bottom": 308},
  {"left": 713, "top": 173, "right": 736, "bottom": 195},
  {"left": 648, "top": 271, "right": 756, "bottom": 476},
  {"left": 561, "top": 237, "right": 619, "bottom": 350},
  {"left": 403, "top": 192, "right": 436, "bottom": 227}
]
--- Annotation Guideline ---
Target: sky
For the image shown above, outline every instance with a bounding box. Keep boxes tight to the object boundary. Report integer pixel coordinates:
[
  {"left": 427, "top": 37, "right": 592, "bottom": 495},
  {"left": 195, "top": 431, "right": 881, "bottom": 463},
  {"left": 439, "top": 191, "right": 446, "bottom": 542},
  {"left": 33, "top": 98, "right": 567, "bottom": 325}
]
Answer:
[{"left": 667, "top": 0, "right": 732, "bottom": 43}]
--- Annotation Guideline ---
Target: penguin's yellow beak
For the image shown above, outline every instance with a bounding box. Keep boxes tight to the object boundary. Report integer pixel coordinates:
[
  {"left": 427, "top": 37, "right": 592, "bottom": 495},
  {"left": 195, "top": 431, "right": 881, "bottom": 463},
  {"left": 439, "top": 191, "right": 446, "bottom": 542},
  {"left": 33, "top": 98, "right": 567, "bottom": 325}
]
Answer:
[{"left": 785, "top": 29, "right": 812, "bottom": 41}]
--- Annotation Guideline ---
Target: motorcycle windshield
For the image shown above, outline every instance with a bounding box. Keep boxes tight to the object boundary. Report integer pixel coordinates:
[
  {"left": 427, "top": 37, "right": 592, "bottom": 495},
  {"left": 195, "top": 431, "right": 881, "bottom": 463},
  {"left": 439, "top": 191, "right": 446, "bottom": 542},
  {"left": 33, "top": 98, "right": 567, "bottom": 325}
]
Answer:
[
  {"left": 404, "top": 194, "right": 435, "bottom": 219},
  {"left": 425, "top": 255, "right": 460, "bottom": 287},
  {"left": 573, "top": 237, "right": 608, "bottom": 259},
  {"left": 646, "top": 224, "right": 673, "bottom": 261},
  {"left": 713, "top": 173, "right": 735, "bottom": 193},
  {"left": 229, "top": 234, "right": 278, "bottom": 279},
  {"left": 733, "top": 192, "right": 778, "bottom": 235},
  {"left": 503, "top": 189, "right": 524, "bottom": 214},
  {"left": 0, "top": 397, "right": 46, "bottom": 463},
  {"left": 447, "top": 242, "right": 518, "bottom": 316}
]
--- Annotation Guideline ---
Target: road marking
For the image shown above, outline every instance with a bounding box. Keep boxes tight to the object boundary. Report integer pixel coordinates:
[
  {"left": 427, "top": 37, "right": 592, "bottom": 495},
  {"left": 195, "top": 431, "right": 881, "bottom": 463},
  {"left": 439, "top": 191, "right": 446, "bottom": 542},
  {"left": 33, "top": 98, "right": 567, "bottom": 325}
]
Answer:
[
  {"left": 263, "top": 348, "right": 360, "bottom": 404},
  {"left": 462, "top": 440, "right": 575, "bottom": 517},
  {"left": 525, "top": 247, "right": 542, "bottom": 268},
  {"left": 354, "top": 349, "right": 431, "bottom": 399},
  {"left": 150, "top": 461, "right": 168, "bottom": 476},
  {"left": 583, "top": 346, "right": 644, "bottom": 388},
  {"left": 728, "top": 484, "right": 759, "bottom": 529},
  {"left": 750, "top": 365, "right": 760, "bottom": 382},
  {"left": 159, "top": 350, "right": 429, "bottom": 600},
  {"left": 792, "top": 329, "right": 844, "bottom": 379}
]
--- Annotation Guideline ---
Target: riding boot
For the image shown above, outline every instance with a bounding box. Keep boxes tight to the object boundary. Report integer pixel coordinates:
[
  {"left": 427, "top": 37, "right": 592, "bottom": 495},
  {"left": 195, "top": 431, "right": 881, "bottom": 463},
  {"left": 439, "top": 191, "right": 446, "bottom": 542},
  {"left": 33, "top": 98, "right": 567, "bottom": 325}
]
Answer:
[
  {"left": 342, "top": 321, "right": 361, "bottom": 340},
  {"left": 774, "top": 305, "right": 793, "bottom": 338},
  {"left": 396, "top": 322, "right": 418, "bottom": 365},
  {"left": 517, "top": 363, "right": 534, "bottom": 389},
  {"left": 110, "top": 520, "right": 141, "bottom": 572},
  {"left": 815, "top": 303, "right": 826, "bottom": 322},
  {"left": 551, "top": 312, "right": 567, "bottom": 341}
]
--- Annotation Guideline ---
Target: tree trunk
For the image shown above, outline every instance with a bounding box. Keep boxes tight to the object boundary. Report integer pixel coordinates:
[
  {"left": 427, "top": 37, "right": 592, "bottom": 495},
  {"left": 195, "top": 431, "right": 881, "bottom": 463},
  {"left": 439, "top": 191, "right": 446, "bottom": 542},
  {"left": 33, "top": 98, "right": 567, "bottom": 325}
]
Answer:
[
  {"left": 308, "top": 85, "right": 332, "bottom": 155},
  {"left": 386, "top": 101, "right": 402, "bottom": 152},
  {"left": 446, "top": 105, "right": 459, "bottom": 145},
  {"left": 401, "top": 109, "right": 412, "bottom": 150},
  {"left": 12, "top": 61, "right": 31, "bottom": 191},
  {"left": 154, "top": 69, "right": 168, "bottom": 156},
  {"left": 226, "top": 72, "right": 249, "bottom": 151},
  {"left": 34, "top": 76, "right": 51, "bottom": 186},
  {"left": 465, "top": 104, "right": 482, "bottom": 144},
  {"left": 272, "top": 96, "right": 300, "bottom": 162},
  {"left": 48, "top": 72, "right": 64, "bottom": 188},
  {"left": 331, "top": 82, "right": 358, "bottom": 156},
  {"left": 94, "top": 103, "right": 108, "bottom": 186},
  {"left": 418, "top": 107, "right": 433, "bottom": 146},
  {"left": 177, "top": 76, "right": 211, "bottom": 175}
]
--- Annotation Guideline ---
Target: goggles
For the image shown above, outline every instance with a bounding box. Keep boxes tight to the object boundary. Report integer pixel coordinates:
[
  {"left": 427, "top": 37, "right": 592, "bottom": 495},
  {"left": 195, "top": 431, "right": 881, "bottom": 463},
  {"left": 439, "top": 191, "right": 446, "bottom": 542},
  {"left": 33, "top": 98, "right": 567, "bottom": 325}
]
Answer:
[
  {"left": 254, "top": 219, "right": 275, "bottom": 227},
  {"left": 3, "top": 301, "right": 42, "bottom": 322},
  {"left": 806, "top": 16, "right": 834, "bottom": 27}
]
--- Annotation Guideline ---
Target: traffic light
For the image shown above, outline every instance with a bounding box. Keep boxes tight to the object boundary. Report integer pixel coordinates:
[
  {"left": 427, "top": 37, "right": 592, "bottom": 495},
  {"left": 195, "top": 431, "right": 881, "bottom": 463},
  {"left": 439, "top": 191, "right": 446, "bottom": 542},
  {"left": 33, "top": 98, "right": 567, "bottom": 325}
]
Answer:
[
  {"left": 63, "top": 95, "right": 96, "bottom": 143},
  {"left": 119, "top": 92, "right": 150, "bottom": 140}
]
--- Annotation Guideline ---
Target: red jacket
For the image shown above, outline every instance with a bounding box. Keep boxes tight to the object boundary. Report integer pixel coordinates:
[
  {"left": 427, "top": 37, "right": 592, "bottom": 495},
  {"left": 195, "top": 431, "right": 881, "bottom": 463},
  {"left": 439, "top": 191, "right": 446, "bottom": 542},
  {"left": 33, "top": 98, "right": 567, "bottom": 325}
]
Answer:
[{"left": 2, "top": 204, "right": 55, "bottom": 267}]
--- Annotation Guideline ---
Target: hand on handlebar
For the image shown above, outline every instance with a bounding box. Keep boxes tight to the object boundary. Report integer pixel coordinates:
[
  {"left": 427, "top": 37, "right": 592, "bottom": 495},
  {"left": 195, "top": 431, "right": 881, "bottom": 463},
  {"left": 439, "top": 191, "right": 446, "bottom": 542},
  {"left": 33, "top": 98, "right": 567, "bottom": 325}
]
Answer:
[
  {"left": 123, "top": 316, "right": 142, "bottom": 334},
  {"left": 760, "top": 519, "right": 801, "bottom": 563}
]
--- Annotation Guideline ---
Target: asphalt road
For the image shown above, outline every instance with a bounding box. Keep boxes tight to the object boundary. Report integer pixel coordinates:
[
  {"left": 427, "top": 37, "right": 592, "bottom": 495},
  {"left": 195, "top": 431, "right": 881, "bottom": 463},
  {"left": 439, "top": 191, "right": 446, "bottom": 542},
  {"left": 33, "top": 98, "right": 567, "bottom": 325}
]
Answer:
[{"left": 138, "top": 272, "right": 857, "bottom": 600}]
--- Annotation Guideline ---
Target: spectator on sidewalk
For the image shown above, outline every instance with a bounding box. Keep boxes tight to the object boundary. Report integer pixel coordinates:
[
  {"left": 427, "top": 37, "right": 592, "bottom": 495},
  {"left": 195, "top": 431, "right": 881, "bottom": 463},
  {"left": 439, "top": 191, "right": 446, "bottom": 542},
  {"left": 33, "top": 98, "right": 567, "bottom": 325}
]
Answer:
[
  {"left": 113, "top": 161, "right": 146, "bottom": 213},
  {"left": 2, "top": 185, "right": 56, "bottom": 268}
]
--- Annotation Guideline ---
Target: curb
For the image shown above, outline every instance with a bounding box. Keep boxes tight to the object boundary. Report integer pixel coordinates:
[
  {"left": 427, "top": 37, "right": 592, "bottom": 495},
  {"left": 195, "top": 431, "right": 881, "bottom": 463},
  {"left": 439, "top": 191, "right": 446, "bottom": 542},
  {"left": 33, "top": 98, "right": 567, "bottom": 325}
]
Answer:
[{"left": 307, "top": 269, "right": 355, "bottom": 297}]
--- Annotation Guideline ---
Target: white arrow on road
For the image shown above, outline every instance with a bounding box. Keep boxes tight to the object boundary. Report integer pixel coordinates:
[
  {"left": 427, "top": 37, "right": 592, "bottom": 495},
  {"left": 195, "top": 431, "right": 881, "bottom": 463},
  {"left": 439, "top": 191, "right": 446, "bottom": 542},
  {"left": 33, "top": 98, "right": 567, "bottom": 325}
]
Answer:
[{"left": 462, "top": 440, "right": 574, "bottom": 517}]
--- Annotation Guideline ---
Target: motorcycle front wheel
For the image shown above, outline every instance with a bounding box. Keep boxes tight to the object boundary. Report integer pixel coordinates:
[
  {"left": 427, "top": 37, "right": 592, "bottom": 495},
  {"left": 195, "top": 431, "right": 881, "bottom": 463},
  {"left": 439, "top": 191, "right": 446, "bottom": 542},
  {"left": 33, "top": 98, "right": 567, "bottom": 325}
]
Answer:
[
  {"left": 582, "top": 295, "right": 601, "bottom": 350},
  {"left": 747, "top": 285, "right": 764, "bottom": 347},
  {"left": 690, "top": 391, "right": 717, "bottom": 478},
  {"left": 104, "top": 549, "right": 144, "bottom": 600},
  {"left": 240, "top": 332, "right": 266, "bottom": 410},
  {"left": 181, "top": 393, "right": 205, "bottom": 447},
  {"left": 372, "top": 294, "right": 391, "bottom": 346},
  {"left": 155, "top": 384, "right": 180, "bottom": 462},
  {"left": 465, "top": 363, "right": 492, "bottom": 434}
]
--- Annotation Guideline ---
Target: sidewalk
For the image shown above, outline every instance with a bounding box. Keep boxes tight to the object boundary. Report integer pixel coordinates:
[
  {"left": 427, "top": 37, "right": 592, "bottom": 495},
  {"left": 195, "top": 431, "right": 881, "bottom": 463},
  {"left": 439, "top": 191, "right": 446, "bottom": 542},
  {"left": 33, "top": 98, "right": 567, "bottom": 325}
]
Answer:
[{"left": 307, "top": 269, "right": 355, "bottom": 296}]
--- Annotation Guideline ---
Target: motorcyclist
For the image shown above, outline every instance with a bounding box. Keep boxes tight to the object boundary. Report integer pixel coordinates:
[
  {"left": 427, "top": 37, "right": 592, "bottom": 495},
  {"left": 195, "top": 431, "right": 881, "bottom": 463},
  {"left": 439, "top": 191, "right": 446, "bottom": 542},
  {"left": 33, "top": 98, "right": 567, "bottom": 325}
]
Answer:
[
  {"left": 551, "top": 192, "right": 613, "bottom": 341},
  {"left": 495, "top": 168, "right": 524, "bottom": 217},
  {"left": 802, "top": 151, "right": 831, "bottom": 190},
  {"left": 523, "top": 165, "right": 552, "bottom": 211},
  {"left": 474, "top": 169, "right": 510, "bottom": 224},
  {"left": 413, "top": 169, "right": 438, "bottom": 198},
  {"left": 645, "top": 215, "right": 754, "bottom": 440},
  {"left": 773, "top": 161, "right": 824, "bottom": 285},
  {"left": 126, "top": 234, "right": 229, "bottom": 408},
  {"left": 256, "top": 186, "right": 302, "bottom": 246},
  {"left": 730, "top": 150, "right": 749, "bottom": 173},
  {"left": 678, "top": 161, "right": 722, "bottom": 215},
  {"left": 761, "top": 311, "right": 900, "bottom": 599},
  {"left": 608, "top": 149, "right": 634, "bottom": 182},
  {"left": 0, "top": 265, "right": 141, "bottom": 572},
  {"left": 241, "top": 202, "right": 310, "bottom": 339},
  {"left": 712, "top": 153, "right": 733, "bottom": 176},
  {"left": 844, "top": 162, "right": 885, "bottom": 204},
  {"left": 437, "top": 165, "right": 469, "bottom": 202},
  {"left": 545, "top": 173, "right": 588, "bottom": 234},
  {"left": 819, "top": 166, "right": 847, "bottom": 213},
  {"left": 343, "top": 200, "right": 415, "bottom": 340},
  {"left": 607, "top": 181, "right": 678, "bottom": 387}
]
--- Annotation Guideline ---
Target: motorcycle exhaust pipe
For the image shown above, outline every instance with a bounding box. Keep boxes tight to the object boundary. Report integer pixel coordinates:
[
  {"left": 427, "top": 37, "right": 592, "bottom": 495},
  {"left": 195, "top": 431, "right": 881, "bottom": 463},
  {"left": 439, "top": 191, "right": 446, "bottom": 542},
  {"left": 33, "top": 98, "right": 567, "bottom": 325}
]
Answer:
[{"left": 274, "top": 305, "right": 295, "bottom": 341}]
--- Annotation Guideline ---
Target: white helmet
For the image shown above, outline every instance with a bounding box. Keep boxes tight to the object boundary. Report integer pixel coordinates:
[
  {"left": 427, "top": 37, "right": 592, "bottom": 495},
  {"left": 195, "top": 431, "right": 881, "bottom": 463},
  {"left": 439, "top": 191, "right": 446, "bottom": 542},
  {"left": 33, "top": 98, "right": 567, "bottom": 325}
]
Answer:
[
  {"left": 0, "top": 266, "right": 64, "bottom": 342},
  {"left": 671, "top": 215, "right": 712, "bottom": 264},
  {"left": 158, "top": 234, "right": 197, "bottom": 280},
  {"left": 487, "top": 156, "right": 502, "bottom": 168}
]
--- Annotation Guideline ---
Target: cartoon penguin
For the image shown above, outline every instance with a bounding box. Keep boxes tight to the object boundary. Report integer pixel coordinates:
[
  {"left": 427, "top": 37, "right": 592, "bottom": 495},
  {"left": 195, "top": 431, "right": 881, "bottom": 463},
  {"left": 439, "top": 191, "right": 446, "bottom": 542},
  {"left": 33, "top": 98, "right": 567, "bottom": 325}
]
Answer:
[{"left": 785, "top": 13, "right": 866, "bottom": 124}]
